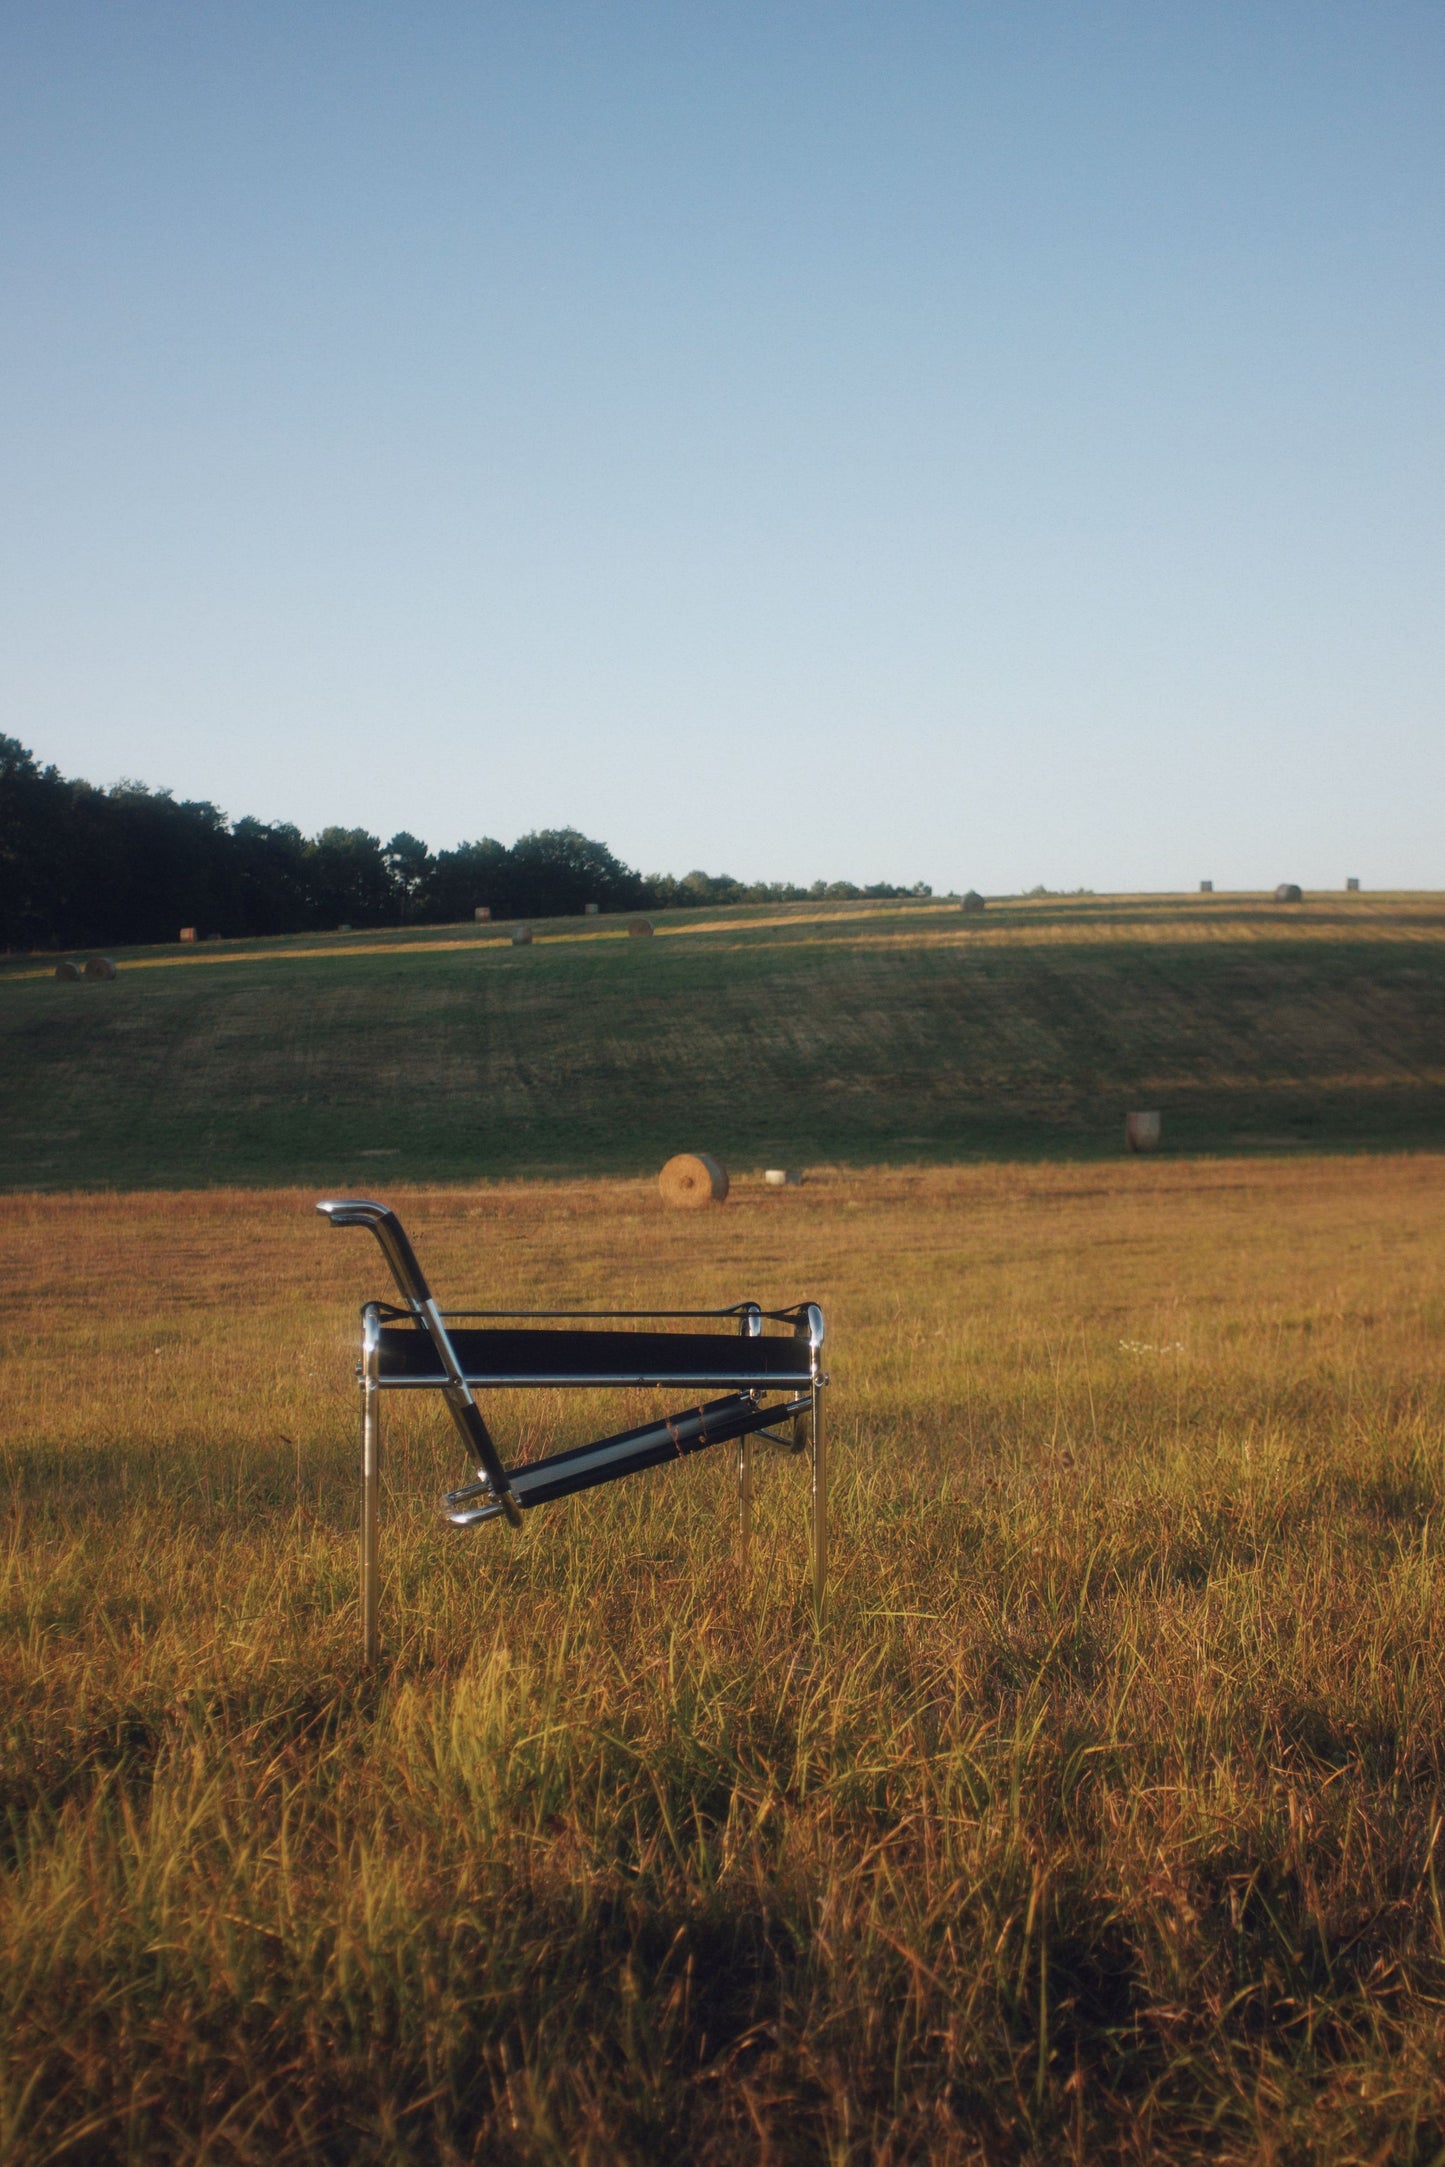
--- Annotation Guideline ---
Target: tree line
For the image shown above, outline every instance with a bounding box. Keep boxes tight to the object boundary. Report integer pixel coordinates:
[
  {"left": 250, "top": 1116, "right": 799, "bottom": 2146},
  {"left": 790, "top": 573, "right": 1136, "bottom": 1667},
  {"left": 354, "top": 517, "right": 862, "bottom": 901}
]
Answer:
[{"left": 0, "top": 736, "right": 931, "bottom": 951}]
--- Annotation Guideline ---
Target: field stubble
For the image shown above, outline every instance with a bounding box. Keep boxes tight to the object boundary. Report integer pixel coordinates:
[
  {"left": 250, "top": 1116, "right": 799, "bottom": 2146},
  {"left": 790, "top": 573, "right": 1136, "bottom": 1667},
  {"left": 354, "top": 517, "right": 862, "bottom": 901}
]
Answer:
[{"left": 3, "top": 1154, "right": 1445, "bottom": 2160}]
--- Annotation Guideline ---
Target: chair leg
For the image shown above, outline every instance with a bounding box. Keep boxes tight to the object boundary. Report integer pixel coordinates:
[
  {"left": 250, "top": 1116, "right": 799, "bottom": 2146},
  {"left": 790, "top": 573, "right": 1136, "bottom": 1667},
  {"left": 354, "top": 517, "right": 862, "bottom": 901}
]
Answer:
[
  {"left": 738, "top": 1433, "right": 753, "bottom": 1558},
  {"left": 810, "top": 1378, "right": 826, "bottom": 1622},
  {"left": 361, "top": 1311, "right": 381, "bottom": 1666}
]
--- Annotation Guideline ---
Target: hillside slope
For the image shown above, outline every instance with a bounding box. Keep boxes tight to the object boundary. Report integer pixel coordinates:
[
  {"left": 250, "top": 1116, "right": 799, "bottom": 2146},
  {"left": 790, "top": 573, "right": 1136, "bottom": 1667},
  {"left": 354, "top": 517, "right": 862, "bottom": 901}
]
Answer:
[{"left": 3, "top": 893, "right": 1442, "bottom": 1189}]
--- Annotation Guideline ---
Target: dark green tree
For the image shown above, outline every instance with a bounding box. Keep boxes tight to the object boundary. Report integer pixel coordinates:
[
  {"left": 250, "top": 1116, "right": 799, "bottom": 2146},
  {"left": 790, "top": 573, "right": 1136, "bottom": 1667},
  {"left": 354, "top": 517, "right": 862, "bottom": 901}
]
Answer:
[
  {"left": 382, "top": 832, "right": 434, "bottom": 922},
  {"left": 505, "top": 828, "right": 648, "bottom": 918},
  {"left": 0, "top": 736, "right": 72, "bottom": 948},
  {"left": 304, "top": 828, "right": 393, "bottom": 927},
  {"left": 424, "top": 837, "right": 512, "bottom": 922}
]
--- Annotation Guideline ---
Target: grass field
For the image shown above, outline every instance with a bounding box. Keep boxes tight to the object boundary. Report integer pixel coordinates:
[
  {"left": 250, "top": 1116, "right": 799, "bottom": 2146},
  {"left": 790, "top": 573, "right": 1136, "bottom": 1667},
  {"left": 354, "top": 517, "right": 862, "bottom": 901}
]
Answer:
[
  {"left": 5, "top": 1153, "right": 1445, "bottom": 2160},
  {"left": 3, "top": 891, "right": 1444, "bottom": 1190}
]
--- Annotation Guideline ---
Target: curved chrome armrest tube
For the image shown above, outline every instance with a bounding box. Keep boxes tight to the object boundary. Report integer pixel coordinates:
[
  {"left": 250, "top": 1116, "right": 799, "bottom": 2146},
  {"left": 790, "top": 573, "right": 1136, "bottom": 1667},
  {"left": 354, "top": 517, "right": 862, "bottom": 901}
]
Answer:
[{"left": 319, "top": 1197, "right": 521, "bottom": 1524}]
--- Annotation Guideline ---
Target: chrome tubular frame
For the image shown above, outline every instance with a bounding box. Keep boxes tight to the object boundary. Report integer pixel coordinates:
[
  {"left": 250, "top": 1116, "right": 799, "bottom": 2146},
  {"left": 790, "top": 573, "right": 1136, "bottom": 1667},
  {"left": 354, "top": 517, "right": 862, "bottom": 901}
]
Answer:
[
  {"left": 317, "top": 1199, "right": 521, "bottom": 1527},
  {"left": 804, "top": 1304, "right": 827, "bottom": 1622},
  {"left": 443, "top": 1391, "right": 812, "bottom": 1524},
  {"left": 738, "top": 1303, "right": 761, "bottom": 1559},
  {"left": 319, "top": 1198, "right": 830, "bottom": 1661},
  {"left": 361, "top": 1302, "right": 381, "bottom": 1667}
]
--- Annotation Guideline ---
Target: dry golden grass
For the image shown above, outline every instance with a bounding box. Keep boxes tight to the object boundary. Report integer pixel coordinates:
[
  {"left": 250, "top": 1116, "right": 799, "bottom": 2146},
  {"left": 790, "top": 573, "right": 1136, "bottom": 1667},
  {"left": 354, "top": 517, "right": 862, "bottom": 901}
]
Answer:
[
  {"left": 3, "top": 1155, "right": 1445, "bottom": 2160},
  {"left": 5, "top": 888, "right": 1442, "bottom": 983}
]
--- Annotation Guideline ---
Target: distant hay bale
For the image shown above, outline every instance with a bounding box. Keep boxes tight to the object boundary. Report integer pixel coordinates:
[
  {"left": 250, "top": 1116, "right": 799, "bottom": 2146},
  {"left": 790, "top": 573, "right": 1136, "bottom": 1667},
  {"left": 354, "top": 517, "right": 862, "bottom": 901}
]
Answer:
[
  {"left": 961, "top": 891, "right": 986, "bottom": 913},
  {"left": 764, "top": 1168, "right": 803, "bottom": 1187},
  {"left": 628, "top": 917, "right": 654, "bottom": 938},
  {"left": 1125, "top": 1110, "right": 1162, "bottom": 1154},
  {"left": 511, "top": 925, "right": 533, "bottom": 945},
  {"left": 1274, "top": 883, "right": 1303, "bottom": 903},
  {"left": 659, "top": 1153, "right": 728, "bottom": 1208},
  {"left": 584, "top": 902, "right": 600, "bottom": 915},
  {"left": 84, "top": 957, "right": 117, "bottom": 981},
  {"left": 475, "top": 906, "right": 491, "bottom": 921},
  {"left": 54, "top": 960, "right": 82, "bottom": 982},
  {"left": 179, "top": 926, "right": 197, "bottom": 943}
]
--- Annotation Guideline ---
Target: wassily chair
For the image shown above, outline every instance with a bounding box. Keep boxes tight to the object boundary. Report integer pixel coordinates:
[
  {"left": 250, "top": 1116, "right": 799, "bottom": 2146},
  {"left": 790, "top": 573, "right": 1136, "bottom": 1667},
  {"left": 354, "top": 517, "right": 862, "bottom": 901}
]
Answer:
[{"left": 317, "top": 1199, "right": 829, "bottom": 1661}]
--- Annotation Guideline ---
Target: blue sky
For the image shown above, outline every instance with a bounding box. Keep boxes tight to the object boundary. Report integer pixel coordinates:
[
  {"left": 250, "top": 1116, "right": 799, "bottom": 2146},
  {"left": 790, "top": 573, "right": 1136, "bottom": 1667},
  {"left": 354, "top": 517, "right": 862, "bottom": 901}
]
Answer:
[{"left": 1, "top": 2, "right": 1440, "bottom": 891}]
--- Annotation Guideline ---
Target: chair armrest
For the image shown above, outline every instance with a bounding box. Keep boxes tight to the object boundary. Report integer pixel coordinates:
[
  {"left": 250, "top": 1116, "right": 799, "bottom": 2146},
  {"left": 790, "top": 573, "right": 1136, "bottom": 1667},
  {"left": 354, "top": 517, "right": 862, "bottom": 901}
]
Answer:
[
  {"left": 316, "top": 1198, "right": 434, "bottom": 1310},
  {"left": 318, "top": 1197, "right": 522, "bottom": 1526}
]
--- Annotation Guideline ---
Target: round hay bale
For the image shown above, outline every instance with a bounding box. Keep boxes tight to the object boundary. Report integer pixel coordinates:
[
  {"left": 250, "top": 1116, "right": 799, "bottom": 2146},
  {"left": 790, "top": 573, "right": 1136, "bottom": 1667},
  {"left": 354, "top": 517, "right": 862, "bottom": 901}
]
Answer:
[
  {"left": 511, "top": 924, "right": 533, "bottom": 945},
  {"left": 1274, "top": 883, "right": 1303, "bottom": 903},
  {"left": 84, "top": 956, "right": 117, "bottom": 981},
  {"left": 764, "top": 1168, "right": 803, "bottom": 1187},
  {"left": 628, "top": 917, "right": 654, "bottom": 938},
  {"left": 961, "top": 890, "right": 986, "bottom": 913},
  {"left": 54, "top": 960, "right": 82, "bottom": 982},
  {"left": 1125, "top": 1110, "right": 1162, "bottom": 1155},
  {"left": 659, "top": 1153, "right": 728, "bottom": 1208},
  {"left": 474, "top": 906, "right": 491, "bottom": 922},
  {"left": 179, "top": 926, "right": 197, "bottom": 943}
]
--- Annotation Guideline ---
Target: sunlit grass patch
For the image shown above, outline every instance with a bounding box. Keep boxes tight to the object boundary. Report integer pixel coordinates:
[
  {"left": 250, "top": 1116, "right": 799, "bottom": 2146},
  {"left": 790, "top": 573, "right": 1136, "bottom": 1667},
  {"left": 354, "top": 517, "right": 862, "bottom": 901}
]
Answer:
[{"left": 2, "top": 1155, "right": 1445, "bottom": 2158}]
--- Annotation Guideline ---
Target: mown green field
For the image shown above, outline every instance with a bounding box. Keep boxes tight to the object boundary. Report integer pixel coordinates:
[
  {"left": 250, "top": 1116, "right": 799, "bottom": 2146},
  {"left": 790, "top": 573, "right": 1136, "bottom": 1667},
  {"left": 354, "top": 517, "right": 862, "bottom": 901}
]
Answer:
[{"left": 2, "top": 892, "right": 1443, "bottom": 1189}]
